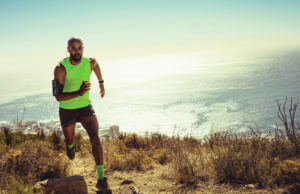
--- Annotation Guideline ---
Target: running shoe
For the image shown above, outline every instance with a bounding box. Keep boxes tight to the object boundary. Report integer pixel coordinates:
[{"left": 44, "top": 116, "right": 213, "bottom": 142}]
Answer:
[
  {"left": 66, "top": 145, "right": 75, "bottom": 160},
  {"left": 96, "top": 177, "right": 112, "bottom": 193}
]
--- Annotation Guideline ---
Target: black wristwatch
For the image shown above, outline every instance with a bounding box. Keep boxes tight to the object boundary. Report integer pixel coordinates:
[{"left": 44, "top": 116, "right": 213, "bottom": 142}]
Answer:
[{"left": 98, "top": 80, "right": 104, "bottom": 84}]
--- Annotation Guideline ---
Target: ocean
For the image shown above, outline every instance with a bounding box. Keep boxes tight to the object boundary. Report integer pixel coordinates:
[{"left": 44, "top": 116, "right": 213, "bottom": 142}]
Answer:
[{"left": 1, "top": 49, "right": 300, "bottom": 137}]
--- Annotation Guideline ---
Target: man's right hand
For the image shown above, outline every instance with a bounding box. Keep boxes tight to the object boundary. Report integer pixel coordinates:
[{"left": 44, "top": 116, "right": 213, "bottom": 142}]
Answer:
[{"left": 78, "top": 80, "right": 91, "bottom": 96}]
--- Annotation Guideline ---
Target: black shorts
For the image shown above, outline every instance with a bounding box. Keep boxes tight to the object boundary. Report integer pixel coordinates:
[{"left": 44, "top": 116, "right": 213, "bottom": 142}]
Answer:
[{"left": 59, "top": 104, "right": 96, "bottom": 128}]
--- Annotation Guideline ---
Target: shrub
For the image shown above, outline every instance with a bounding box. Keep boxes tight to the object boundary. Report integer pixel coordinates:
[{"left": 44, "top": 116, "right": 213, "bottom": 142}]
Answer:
[
  {"left": 156, "top": 148, "right": 171, "bottom": 165},
  {"left": 211, "top": 138, "right": 271, "bottom": 186},
  {"left": 150, "top": 132, "right": 169, "bottom": 149},
  {"left": 4, "top": 127, "right": 13, "bottom": 146},
  {"left": 276, "top": 96, "right": 300, "bottom": 156},
  {"left": 37, "top": 128, "right": 46, "bottom": 141},
  {"left": 107, "top": 149, "right": 153, "bottom": 171},
  {"left": 165, "top": 136, "right": 211, "bottom": 186},
  {"left": 0, "top": 140, "right": 68, "bottom": 190},
  {"left": 49, "top": 130, "right": 62, "bottom": 150},
  {"left": 271, "top": 158, "right": 300, "bottom": 185},
  {"left": 5, "top": 174, "right": 43, "bottom": 194},
  {"left": 123, "top": 133, "right": 151, "bottom": 150},
  {"left": 74, "top": 133, "right": 84, "bottom": 152}
]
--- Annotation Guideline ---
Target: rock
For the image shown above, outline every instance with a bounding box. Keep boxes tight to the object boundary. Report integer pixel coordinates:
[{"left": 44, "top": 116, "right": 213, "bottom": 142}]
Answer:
[
  {"left": 118, "top": 185, "right": 139, "bottom": 194},
  {"left": 120, "top": 179, "right": 134, "bottom": 185},
  {"left": 33, "top": 175, "right": 88, "bottom": 194},
  {"left": 245, "top": 184, "right": 256, "bottom": 189}
]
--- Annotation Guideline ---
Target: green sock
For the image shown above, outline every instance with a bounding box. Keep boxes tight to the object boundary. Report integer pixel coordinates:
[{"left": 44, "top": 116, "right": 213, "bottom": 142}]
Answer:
[
  {"left": 96, "top": 164, "right": 104, "bottom": 180},
  {"left": 67, "top": 144, "right": 74, "bottom": 149}
]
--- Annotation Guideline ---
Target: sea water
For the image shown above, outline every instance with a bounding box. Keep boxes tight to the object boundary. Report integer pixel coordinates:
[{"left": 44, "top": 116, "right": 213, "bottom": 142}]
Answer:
[{"left": 0, "top": 49, "right": 299, "bottom": 137}]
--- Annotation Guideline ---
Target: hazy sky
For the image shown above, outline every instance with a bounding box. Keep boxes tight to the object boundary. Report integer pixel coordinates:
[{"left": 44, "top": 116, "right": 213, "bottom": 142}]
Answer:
[{"left": 0, "top": 0, "right": 300, "bottom": 99}]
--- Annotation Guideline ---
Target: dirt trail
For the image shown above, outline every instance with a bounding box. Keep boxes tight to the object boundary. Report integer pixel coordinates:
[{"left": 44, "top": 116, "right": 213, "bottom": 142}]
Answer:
[
  {"left": 64, "top": 153, "right": 284, "bottom": 194},
  {"left": 66, "top": 154, "right": 99, "bottom": 193},
  {"left": 65, "top": 153, "right": 178, "bottom": 193}
]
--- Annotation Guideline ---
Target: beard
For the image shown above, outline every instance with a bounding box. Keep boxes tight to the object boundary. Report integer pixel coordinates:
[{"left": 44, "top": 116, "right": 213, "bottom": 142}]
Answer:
[{"left": 70, "top": 53, "right": 82, "bottom": 62}]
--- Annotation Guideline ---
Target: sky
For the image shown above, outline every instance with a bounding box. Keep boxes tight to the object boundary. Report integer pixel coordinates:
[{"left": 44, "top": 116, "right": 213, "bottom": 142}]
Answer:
[{"left": 0, "top": 0, "right": 300, "bottom": 100}]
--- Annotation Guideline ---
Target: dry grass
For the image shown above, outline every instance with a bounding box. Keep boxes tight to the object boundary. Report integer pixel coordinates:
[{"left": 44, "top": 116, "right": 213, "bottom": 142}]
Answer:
[
  {"left": 103, "top": 137, "right": 154, "bottom": 171},
  {"left": 1, "top": 127, "right": 299, "bottom": 193},
  {"left": 163, "top": 136, "right": 212, "bottom": 186},
  {"left": 0, "top": 97, "right": 299, "bottom": 193},
  {"left": 0, "top": 131, "right": 69, "bottom": 193}
]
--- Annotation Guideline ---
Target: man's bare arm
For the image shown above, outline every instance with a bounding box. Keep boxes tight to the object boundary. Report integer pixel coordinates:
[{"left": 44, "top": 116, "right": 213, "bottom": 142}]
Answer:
[
  {"left": 90, "top": 57, "right": 105, "bottom": 98},
  {"left": 54, "top": 64, "right": 81, "bottom": 102},
  {"left": 89, "top": 57, "right": 104, "bottom": 81}
]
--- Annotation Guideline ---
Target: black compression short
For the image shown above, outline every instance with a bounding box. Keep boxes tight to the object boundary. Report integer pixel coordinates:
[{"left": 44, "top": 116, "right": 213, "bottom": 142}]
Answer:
[{"left": 59, "top": 103, "right": 96, "bottom": 128}]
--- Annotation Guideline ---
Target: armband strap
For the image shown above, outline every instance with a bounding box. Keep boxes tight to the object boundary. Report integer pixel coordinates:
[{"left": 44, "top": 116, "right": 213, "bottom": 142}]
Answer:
[{"left": 52, "top": 80, "right": 64, "bottom": 96}]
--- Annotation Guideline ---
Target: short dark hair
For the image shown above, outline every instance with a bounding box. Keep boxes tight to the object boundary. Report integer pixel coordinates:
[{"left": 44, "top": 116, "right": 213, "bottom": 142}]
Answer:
[{"left": 67, "top": 37, "right": 83, "bottom": 47}]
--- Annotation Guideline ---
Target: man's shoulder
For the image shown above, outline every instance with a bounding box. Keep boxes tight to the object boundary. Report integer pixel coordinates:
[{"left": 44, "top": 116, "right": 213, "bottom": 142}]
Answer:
[
  {"left": 56, "top": 57, "right": 69, "bottom": 69},
  {"left": 88, "top": 57, "right": 98, "bottom": 65},
  {"left": 87, "top": 57, "right": 98, "bottom": 71},
  {"left": 55, "top": 63, "right": 66, "bottom": 74},
  {"left": 87, "top": 56, "right": 96, "bottom": 61}
]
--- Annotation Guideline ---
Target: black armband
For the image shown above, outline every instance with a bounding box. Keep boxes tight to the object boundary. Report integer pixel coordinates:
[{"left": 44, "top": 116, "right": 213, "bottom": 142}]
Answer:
[{"left": 52, "top": 79, "right": 64, "bottom": 96}]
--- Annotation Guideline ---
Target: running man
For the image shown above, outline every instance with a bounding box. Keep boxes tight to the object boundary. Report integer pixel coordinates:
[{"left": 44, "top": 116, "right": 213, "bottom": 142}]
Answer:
[{"left": 52, "top": 37, "right": 111, "bottom": 192}]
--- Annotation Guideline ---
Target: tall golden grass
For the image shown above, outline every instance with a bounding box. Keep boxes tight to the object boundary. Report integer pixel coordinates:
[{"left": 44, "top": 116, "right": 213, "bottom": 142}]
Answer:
[{"left": 0, "top": 97, "right": 299, "bottom": 193}]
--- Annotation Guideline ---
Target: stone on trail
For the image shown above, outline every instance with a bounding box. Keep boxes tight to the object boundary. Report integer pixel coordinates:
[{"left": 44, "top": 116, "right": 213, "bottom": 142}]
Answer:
[
  {"left": 118, "top": 185, "right": 139, "bottom": 194},
  {"left": 245, "top": 184, "right": 256, "bottom": 189},
  {"left": 33, "top": 175, "right": 88, "bottom": 194},
  {"left": 120, "top": 179, "right": 134, "bottom": 185}
]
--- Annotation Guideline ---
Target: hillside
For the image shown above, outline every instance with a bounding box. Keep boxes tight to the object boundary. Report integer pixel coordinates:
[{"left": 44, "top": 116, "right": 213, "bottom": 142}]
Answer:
[{"left": 1, "top": 126, "right": 299, "bottom": 193}]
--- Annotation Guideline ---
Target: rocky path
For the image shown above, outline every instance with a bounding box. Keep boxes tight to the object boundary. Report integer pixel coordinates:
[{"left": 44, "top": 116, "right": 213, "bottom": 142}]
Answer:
[
  {"left": 65, "top": 152, "right": 284, "bottom": 194},
  {"left": 66, "top": 153, "right": 176, "bottom": 193},
  {"left": 66, "top": 154, "right": 100, "bottom": 193}
]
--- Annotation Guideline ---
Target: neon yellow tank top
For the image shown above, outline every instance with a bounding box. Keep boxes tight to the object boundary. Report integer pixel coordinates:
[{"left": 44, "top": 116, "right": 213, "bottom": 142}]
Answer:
[{"left": 59, "top": 56, "right": 92, "bottom": 109}]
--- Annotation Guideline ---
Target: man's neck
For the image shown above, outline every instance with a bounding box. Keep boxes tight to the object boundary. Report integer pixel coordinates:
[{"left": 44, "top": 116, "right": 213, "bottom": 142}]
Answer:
[{"left": 69, "top": 57, "right": 81, "bottom": 65}]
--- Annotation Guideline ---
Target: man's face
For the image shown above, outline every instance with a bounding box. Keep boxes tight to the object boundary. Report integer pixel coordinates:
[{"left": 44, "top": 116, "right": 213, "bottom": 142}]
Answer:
[{"left": 68, "top": 41, "right": 83, "bottom": 62}]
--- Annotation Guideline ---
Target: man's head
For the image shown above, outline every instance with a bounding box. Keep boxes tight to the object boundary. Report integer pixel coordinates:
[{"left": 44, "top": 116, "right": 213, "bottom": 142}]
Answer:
[{"left": 67, "top": 37, "right": 84, "bottom": 62}]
